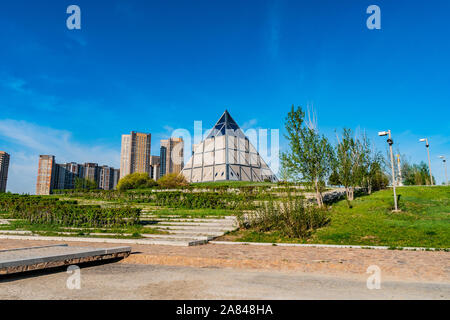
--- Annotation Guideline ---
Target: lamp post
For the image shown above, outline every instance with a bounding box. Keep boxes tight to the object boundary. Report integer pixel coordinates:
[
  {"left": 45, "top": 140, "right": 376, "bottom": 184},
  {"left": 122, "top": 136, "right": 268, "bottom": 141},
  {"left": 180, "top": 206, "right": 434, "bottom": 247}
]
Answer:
[
  {"left": 419, "top": 138, "right": 433, "bottom": 185},
  {"left": 439, "top": 156, "right": 448, "bottom": 186},
  {"left": 379, "top": 130, "right": 398, "bottom": 211}
]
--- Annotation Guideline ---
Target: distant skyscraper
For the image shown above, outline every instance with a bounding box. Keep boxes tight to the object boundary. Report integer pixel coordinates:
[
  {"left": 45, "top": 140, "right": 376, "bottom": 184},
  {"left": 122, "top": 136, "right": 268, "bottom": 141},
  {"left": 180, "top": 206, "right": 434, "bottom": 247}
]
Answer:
[
  {"left": 36, "top": 155, "right": 118, "bottom": 194},
  {"left": 160, "top": 137, "right": 184, "bottom": 177},
  {"left": 84, "top": 163, "right": 100, "bottom": 185},
  {"left": 112, "top": 169, "right": 120, "bottom": 189},
  {"left": 99, "top": 165, "right": 114, "bottom": 190},
  {"left": 149, "top": 156, "right": 160, "bottom": 180},
  {"left": 0, "top": 151, "right": 10, "bottom": 193},
  {"left": 160, "top": 146, "right": 167, "bottom": 178},
  {"left": 120, "top": 131, "right": 152, "bottom": 179},
  {"left": 36, "top": 155, "right": 56, "bottom": 195}
]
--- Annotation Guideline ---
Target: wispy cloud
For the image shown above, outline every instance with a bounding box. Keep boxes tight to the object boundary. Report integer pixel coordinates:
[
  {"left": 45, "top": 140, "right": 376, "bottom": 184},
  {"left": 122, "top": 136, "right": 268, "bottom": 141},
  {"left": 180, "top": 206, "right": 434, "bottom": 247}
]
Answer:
[
  {"left": 0, "top": 120, "right": 120, "bottom": 194},
  {"left": 0, "top": 74, "right": 61, "bottom": 111},
  {"left": 0, "top": 75, "right": 31, "bottom": 94},
  {"left": 241, "top": 118, "right": 258, "bottom": 131},
  {"left": 66, "top": 32, "right": 88, "bottom": 47}
]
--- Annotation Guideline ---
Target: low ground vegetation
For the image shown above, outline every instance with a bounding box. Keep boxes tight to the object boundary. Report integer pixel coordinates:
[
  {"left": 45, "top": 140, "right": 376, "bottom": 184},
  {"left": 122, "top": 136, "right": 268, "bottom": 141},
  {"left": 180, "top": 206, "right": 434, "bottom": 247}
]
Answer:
[
  {"left": 224, "top": 186, "right": 449, "bottom": 248},
  {"left": 238, "top": 196, "right": 330, "bottom": 239},
  {"left": 0, "top": 194, "right": 140, "bottom": 228}
]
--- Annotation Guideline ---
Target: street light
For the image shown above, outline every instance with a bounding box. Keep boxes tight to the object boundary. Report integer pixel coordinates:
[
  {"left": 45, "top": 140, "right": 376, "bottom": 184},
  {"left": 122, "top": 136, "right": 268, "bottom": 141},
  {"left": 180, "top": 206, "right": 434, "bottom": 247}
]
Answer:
[
  {"left": 379, "top": 130, "right": 398, "bottom": 211},
  {"left": 439, "top": 156, "right": 448, "bottom": 186},
  {"left": 419, "top": 138, "right": 433, "bottom": 186}
]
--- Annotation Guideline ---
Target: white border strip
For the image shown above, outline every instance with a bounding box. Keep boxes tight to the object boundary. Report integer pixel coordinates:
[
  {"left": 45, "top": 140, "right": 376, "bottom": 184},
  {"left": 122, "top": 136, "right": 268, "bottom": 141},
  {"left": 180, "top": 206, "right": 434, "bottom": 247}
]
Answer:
[{"left": 209, "top": 241, "right": 444, "bottom": 251}]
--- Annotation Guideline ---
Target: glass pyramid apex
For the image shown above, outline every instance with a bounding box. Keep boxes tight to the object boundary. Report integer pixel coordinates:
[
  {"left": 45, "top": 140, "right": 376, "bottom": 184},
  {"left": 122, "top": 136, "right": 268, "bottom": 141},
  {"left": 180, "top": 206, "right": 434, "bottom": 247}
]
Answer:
[{"left": 206, "top": 110, "right": 245, "bottom": 139}]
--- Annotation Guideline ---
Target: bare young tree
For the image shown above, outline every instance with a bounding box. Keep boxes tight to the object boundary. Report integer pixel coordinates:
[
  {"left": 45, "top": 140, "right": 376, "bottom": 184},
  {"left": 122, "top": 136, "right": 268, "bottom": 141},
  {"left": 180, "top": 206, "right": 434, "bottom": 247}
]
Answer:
[{"left": 281, "top": 105, "right": 334, "bottom": 207}]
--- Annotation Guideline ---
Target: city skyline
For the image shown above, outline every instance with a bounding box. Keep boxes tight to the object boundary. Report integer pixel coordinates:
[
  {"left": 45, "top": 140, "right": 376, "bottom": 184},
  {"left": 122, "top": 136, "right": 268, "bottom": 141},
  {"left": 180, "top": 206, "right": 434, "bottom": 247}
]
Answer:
[{"left": 0, "top": 0, "right": 449, "bottom": 193}]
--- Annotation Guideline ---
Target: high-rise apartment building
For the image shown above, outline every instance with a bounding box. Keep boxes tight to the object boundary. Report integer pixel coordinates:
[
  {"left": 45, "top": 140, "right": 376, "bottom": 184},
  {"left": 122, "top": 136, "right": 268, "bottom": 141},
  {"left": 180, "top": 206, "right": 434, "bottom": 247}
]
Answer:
[
  {"left": 160, "top": 146, "right": 167, "bottom": 178},
  {"left": 99, "top": 165, "right": 115, "bottom": 190},
  {"left": 0, "top": 151, "right": 11, "bottom": 193},
  {"left": 36, "top": 155, "right": 119, "bottom": 195},
  {"left": 120, "top": 131, "right": 152, "bottom": 179},
  {"left": 160, "top": 137, "right": 184, "bottom": 177},
  {"left": 84, "top": 163, "right": 100, "bottom": 185},
  {"left": 112, "top": 169, "right": 120, "bottom": 190},
  {"left": 36, "top": 155, "right": 56, "bottom": 195},
  {"left": 149, "top": 156, "right": 160, "bottom": 180}
]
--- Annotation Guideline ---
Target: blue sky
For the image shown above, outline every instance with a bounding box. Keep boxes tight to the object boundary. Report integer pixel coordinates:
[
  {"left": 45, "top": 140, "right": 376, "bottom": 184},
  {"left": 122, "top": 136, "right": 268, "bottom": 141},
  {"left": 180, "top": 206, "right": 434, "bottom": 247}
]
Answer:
[{"left": 0, "top": 0, "right": 449, "bottom": 193}]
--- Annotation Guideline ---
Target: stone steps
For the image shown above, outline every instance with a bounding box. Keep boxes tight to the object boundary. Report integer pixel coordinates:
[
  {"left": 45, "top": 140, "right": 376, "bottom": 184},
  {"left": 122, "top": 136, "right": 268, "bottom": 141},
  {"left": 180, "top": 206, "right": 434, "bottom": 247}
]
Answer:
[
  {"left": 140, "top": 217, "right": 234, "bottom": 223},
  {"left": 150, "top": 221, "right": 237, "bottom": 227},
  {"left": 1, "top": 215, "right": 238, "bottom": 247},
  {"left": 144, "top": 224, "right": 235, "bottom": 232}
]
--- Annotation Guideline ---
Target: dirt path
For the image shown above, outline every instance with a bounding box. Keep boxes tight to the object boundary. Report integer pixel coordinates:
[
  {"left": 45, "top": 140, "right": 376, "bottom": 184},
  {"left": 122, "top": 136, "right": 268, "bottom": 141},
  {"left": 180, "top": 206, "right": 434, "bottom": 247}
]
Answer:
[
  {"left": 1, "top": 263, "right": 448, "bottom": 300},
  {"left": 0, "top": 239, "right": 448, "bottom": 283}
]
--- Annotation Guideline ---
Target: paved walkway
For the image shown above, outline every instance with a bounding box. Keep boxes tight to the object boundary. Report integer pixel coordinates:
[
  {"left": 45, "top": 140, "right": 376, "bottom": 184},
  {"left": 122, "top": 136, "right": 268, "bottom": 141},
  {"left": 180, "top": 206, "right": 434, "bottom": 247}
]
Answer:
[
  {"left": 2, "top": 264, "right": 448, "bottom": 300},
  {"left": 0, "top": 239, "right": 448, "bottom": 283}
]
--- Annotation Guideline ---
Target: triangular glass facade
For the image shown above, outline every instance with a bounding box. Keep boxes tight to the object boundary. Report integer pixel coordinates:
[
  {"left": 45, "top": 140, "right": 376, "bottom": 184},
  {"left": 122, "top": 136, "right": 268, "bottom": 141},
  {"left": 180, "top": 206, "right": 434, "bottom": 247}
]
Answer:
[{"left": 181, "top": 110, "right": 278, "bottom": 183}]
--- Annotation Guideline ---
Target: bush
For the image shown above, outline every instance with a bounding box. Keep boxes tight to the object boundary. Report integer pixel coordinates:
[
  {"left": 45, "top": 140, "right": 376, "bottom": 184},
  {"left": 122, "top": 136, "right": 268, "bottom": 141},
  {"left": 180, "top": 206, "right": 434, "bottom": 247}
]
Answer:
[
  {"left": 239, "top": 197, "right": 330, "bottom": 239},
  {"left": 0, "top": 193, "right": 140, "bottom": 227},
  {"left": 157, "top": 173, "right": 189, "bottom": 188},
  {"left": 153, "top": 191, "right": 256, "bottom": 210},
  {"left": 117, "top": 173, "right": 157, "bottom": 191}
]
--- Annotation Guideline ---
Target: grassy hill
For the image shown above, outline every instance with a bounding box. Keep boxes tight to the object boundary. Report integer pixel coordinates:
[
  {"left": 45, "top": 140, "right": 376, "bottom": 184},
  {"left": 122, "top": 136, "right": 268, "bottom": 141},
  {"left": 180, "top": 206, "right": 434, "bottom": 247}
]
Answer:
[{"left": 227, "top": 186, "right": 450, "bottom": 249}]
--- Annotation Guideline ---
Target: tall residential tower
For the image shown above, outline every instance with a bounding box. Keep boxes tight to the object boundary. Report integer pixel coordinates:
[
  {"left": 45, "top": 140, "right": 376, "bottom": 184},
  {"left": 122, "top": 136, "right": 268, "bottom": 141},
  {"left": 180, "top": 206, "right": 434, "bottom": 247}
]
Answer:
[
  {"left": 120, "top": 131, "right": 152, "bottom": 179},
  {"left": 160, "top": 137, "right": 184, "bottom": 177},
  {"left": 0, "top": 151, "right": 10, "bottom": 193}
]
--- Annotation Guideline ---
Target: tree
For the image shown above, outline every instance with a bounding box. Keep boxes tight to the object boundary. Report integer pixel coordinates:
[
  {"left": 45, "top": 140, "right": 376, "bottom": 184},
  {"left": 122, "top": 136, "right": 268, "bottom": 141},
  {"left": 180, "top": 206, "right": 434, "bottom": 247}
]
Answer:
[
  {"left": 278, "top": 164, "right": 294, "bottom": 183},
  {"left": 402, "top": 161, "right": 435, "bottom": 185},
  {"left": 335, "top": 128, "right": 363, "bottom": 201},
  {"left": 74, "top": 177, "right": 98, "bottom": 190},
  {"left": 328, "top": 169, "right": 341, "bottom": 186},
  {"left": 116, "top": 173, "right": 157, "bottom": 191},
  {"left": 281, "top": 105, "right": 335, "bottom": 207},
  {"left": 157, "top": 173, "right": 189, "bottom": 189},
  {"left": 360, "top": 133, "right": 385, "bottom": 194}
]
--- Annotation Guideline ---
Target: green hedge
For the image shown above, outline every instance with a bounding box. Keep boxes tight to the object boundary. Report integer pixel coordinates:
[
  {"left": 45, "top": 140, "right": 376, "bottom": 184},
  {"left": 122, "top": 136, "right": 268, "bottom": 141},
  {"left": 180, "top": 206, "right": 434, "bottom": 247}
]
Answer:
[
  {"left": 152, "top": 191, "right": 256, "bottom": 209},
  {"left": 0, "top": 194, "right": 140, "bottom": 227}
]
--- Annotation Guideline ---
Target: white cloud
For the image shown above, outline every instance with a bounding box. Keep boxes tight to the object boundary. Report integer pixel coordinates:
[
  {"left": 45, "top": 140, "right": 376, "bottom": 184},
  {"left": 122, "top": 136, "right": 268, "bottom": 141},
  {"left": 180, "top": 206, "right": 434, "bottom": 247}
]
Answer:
[
  {"left": 241, "top": 118, "right": 258, "bottom": 131},
  {"left": 0, "top": 120, "right": 120, "bottom": 194}
]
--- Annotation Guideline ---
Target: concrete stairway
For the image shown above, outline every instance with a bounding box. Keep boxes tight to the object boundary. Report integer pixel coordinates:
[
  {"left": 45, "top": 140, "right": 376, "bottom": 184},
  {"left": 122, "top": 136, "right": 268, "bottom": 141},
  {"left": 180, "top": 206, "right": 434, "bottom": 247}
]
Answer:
[
  {"left": 139, "top": 214, "right": 238, "bottom": 245},
  {"left": 0, "top": 215, "right": 238, "bottom": 247}
]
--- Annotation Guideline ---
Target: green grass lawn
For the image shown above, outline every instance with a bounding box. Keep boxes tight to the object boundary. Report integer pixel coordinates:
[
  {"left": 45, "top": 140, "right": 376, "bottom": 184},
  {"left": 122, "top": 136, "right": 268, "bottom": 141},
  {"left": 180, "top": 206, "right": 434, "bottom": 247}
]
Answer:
[{"left": 227, "top": 186, "right": 450, "bottom": 248}]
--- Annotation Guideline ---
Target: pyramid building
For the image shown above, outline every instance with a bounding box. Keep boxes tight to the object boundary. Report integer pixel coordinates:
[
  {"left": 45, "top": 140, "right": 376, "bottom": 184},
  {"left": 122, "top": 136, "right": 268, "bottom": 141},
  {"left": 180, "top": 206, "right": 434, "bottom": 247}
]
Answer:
[{"left": 181, "top": 110, "right": 278, "bottom": 183}]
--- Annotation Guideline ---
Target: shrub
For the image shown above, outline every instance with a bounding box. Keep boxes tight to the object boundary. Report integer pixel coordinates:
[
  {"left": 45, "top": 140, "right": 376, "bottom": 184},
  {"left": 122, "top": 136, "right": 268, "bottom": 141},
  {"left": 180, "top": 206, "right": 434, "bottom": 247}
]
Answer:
[
  {"left": 152, "top": 191, "right": 255, "bottom": 210},
  {"left": 157, "top": 173, "right": 189, "bottom": 188},
  {"left": 0, "top": 193, "right": 140, "bottom": 227},
  {"left": 117, "top": 173, "right": 157, "bottom": 191},
  {"left": 239, "top": 197, "right": 330, "bottom": 239}
]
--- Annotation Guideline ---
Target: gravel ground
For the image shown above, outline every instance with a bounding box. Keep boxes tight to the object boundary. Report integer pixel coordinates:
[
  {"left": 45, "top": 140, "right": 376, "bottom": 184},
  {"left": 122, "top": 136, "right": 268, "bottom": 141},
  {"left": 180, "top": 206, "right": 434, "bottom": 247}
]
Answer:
[
  {"left": 0, "top": 239, "right": 449, "bottom": 300},
  {"left": 0, "top": 263, "right": 448, "bottom": 300},
  {"left": 0, "top": 239, "right": 448, "bottom": 282}
]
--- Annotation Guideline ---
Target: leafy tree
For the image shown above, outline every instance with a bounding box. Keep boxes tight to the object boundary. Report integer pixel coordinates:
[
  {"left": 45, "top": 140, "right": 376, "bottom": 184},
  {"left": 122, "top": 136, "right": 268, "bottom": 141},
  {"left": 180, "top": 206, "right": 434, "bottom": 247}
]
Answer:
[
  {"left": 402, "top": 161, "right": 435, "bottom": 185},
  {"left": 281, "top": 105, "right": 335, "bottom": 207},
  {"left": 157, "top": 173, "right": 189, "bottom": 189},
  {"left": 360, "top": 133, "right": 385, "bottom": 194},
  {"left": 328, "top": 169, "right": 341, "bottom": 186},
  {"left": 335, "top": 128, "right": 363, "bottom": 201},
  {"left": 278, "top": 164, "right": 294, "bottom": 183},
  {"left": 74, "top": 177, "right": 98, "bottom": 190},
  {"left": 335, "top": 129, "right": 385, "bottom": 200},
  {"left": 117, "top": 173, "right": 157, "bottom": 191}
]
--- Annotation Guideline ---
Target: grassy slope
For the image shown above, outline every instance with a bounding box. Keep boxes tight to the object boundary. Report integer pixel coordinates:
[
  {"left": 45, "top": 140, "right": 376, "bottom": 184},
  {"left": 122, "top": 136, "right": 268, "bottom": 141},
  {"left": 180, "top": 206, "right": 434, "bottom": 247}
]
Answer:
[{"left": 230, "top": 186, "right": 450, "bottom": 248}]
